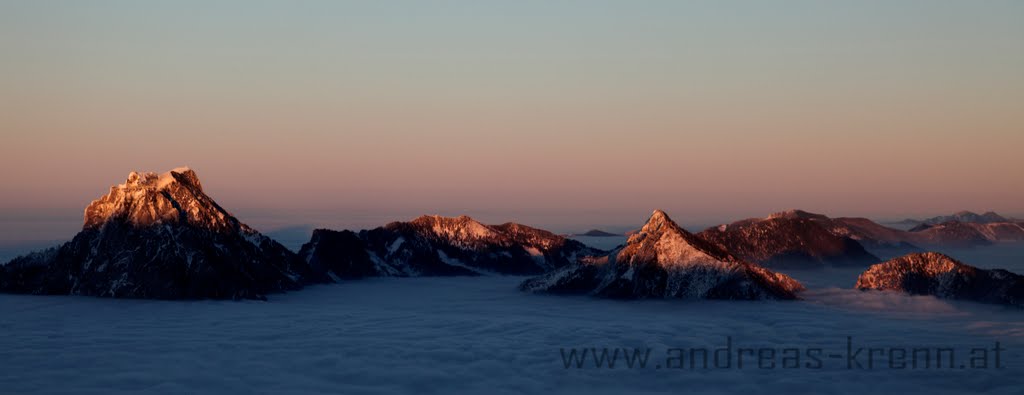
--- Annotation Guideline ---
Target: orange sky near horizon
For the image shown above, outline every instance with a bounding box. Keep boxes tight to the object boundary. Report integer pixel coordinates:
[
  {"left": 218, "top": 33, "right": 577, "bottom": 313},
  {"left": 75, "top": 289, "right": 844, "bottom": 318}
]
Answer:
[{"left": 1, "top": 1, "right": 1022, "bottom": 228}]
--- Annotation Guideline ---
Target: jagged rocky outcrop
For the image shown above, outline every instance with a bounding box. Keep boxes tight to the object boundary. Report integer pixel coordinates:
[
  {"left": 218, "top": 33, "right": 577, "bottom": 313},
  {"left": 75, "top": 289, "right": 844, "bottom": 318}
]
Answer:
[
  {"left": 697, "top": 210, "right": 880, "bottom": 269},
  {"left": 855, "top": 252, "right": 1024, "bottom": 307},
  {"left": 520, "top": 210, "right": 804, "bottom": 300},
  {"left": 299, "top": 215, "right": 603, "bottom": 278},
  {"left": 0, "top": 168, "right": 323, "bottom": 300}
]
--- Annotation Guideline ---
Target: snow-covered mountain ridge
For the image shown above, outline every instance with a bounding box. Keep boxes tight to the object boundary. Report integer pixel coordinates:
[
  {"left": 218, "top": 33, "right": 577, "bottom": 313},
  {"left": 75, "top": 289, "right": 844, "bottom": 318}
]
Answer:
[
  {"left": 300, "top": 215, "right": 604, "bottom": 278},
  {"left": 521, "top": 210, "right": 805, "bottom": 300}
]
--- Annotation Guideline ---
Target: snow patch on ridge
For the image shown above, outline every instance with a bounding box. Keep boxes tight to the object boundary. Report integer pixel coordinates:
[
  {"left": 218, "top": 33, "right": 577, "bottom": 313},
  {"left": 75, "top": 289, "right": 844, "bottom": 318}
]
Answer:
[{"left": 387, "top": 237, "right": 405, "bottom": 254}]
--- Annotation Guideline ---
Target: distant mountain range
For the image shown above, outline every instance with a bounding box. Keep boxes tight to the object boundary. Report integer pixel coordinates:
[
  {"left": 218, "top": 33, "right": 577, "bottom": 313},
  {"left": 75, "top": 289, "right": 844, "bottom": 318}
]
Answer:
[
  {"left": 520, "top": 210, "right": 804, "bottom": 300},
  {"left": 892, "top": 211, "right": 1019, "bottom": 227},
  {"left": 0, "top": 167, "right": 1022, "bottom": 302},
  {"left": 702, "top": 209, "right": 1024, "bottom": 260},
  {"left": 0, "top": 170, "right": 603, "bottom": 299},
  {"left": 654, "top": 208, "right": 1024, "bottom": 270}
]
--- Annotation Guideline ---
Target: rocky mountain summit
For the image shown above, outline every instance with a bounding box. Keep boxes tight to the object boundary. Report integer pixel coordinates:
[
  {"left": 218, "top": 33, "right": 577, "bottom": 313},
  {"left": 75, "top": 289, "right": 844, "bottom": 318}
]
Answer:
[
  {"left": 299, "top": 215, "right": 603, "bottom": 278},
  {"left": 855, "top": 252, "right": 1024, "bottom": 307},
  {"left": 0, "top": 168, "right": 322, "bottom": 300},
  {"left": 520, "top": 210, "right": 804, "bottom": 300}
]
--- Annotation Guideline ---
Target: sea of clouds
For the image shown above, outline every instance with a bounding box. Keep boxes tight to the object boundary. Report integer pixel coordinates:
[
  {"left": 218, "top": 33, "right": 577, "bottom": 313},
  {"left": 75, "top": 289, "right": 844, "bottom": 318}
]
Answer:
[{"left": 1, "top": 233, "right": 1022, "bottom": 394}]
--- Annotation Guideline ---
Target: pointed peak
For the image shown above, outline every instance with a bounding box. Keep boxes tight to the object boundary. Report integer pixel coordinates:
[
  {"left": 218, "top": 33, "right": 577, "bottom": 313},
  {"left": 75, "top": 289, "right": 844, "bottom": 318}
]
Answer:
[
  {"left": 620, "top": 209, "right": 735, "bottom": 267},
  {"left": 650, "top": 209, "right": 670, "bottom": 221},
  {"left": 638, "top": 209, "right": 684, "bottom": 236},
  {"left": 645, "top": 209, "right": 673, "bottom": 226}
]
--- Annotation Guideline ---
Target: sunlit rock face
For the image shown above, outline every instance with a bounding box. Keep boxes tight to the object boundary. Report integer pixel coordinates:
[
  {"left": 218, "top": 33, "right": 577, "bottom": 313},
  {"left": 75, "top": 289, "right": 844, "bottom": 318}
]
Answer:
[
  {"left": 82, "top": 167, "right": 236, "bottom": 232},
  {"left": 0, "top": 168, "right": 323, "bottom": 300},
  {"left": 520, "top": 210, "right": 805, "bottom": 300},
  {"left": 855, "top": 252, "right": 1024, "bottom": 307},
  {"left": 299, "top": 215, "right": 604, "bottom": 278},
  {"left": 697, "top": 210, "right": 880, "bottom": 269}
]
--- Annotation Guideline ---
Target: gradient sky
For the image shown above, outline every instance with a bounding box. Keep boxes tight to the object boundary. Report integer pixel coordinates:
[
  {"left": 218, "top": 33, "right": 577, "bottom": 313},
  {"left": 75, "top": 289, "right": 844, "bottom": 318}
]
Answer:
[{"left": 1, "top": 1, "right": 1023, "bottom": 234}]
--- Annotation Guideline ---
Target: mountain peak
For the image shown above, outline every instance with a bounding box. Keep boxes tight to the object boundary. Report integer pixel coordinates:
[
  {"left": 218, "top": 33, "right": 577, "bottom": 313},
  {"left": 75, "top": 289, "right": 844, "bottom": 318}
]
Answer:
[
  {"left": 521, "top": 209, "right": 804, "bottom": 300},
  {"left": 640, "top": 209, "right": 675, "bottom": 233},
  {"left": 2, "top": 166, "right": 319, "bottom": 300},
  {"left": 121, "top": 166, "right": 199, "bottom": 192},
  {"left": 855, "top": 252, "right": 1024, "bottom": 307},
  {"left": 698, "top": 211, "right": 881, "bottom": 269},
  {"left": 766, "top": 209, "right": 829, "bottom": 221},
  {"left": 84, "top": 167, "right": 237, "bottom": 232},
  {"left": 406, "top": 214, "right": 496, "bottom": 240},
  {"left": 622, "top": 209, "right": 728, "bottom": 267},
  {"left": 855, "top": 252, "right": 963, "bottom": 291}
]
